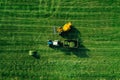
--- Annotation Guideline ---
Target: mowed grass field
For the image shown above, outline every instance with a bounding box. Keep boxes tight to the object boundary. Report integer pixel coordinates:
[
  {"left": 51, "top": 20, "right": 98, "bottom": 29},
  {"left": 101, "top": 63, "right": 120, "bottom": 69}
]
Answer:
[{"left": 0, "top": 0, "right": 120, "bottom": 80}]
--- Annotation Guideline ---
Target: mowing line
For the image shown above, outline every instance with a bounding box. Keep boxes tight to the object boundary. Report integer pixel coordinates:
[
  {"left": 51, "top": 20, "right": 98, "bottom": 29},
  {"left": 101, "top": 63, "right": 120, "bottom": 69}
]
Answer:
[
  {"left": 50, "top": 0, "right": 61, "bottom": 17},
  {"left": 39, "top": 0, "right": 42, "bottom": 13}
]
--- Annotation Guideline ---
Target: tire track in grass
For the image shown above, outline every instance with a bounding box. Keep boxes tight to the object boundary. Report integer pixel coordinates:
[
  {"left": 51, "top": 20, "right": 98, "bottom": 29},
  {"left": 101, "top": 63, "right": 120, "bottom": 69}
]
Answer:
[
  {"left": 50, "top": 0, "right": 55, "bottom": 14},
  {"left": 39, "top": 0, "right": 42, "bottom": 13},
  {"left": 1, "top": 10, "right": 117, "bottom": 26},
  {"left": 46, "top": 0, "right": 63, "bottom": 19},
  {"left": 64, "top": 0, "right": 78, "bottom": 21}
]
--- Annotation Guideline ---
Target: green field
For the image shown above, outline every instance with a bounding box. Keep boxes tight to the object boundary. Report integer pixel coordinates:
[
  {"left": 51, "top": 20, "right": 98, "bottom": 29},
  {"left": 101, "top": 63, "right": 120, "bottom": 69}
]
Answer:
[{"left": 0, "top": 0, "right": 120, "bottom": 80}]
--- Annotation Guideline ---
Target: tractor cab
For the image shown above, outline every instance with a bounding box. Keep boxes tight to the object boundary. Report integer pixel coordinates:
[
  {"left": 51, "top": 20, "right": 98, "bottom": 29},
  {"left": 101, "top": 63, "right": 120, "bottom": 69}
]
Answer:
[{"left": 48, "top": 40, "right": 60, "bottom": 47}]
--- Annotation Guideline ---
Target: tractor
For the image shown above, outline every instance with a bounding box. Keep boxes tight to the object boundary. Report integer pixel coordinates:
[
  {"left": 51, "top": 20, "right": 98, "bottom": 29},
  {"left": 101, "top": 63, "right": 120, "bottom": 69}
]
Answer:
[
  {"left": 47, "top": 39, "right": 78, "bottom": 48},
  {"left": 57, "top": 22, "right": 72, "bottom": 34},
  {"left": 48, "top": 22, "right": 78, "bottom": 48},
  {"left": 47, "top": 40, "right": 60, "bottom": 47}
]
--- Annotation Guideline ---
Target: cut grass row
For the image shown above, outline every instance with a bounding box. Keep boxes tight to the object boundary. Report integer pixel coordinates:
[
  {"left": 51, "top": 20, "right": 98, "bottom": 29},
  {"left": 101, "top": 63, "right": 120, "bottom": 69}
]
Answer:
[
  {"left": 0, "top": 56, "right": 120, "bottom": 79},
  {"left": 0, "top": 10, "right": 119, "bottom": 19}
]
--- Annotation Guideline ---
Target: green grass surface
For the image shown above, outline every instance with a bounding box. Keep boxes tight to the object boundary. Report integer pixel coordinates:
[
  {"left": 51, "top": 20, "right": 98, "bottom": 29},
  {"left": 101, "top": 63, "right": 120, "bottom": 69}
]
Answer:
[{"left": 0, "top": 0, "right": 120, "bottom": 80}]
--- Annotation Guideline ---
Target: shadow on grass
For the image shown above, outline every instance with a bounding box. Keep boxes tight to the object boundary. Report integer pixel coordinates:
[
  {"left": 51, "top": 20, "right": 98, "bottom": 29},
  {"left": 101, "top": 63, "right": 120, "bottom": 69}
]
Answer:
[
  {"left": 52, "top": 26, "right": 90, "bottom": 58},
  {"left": 59, "top": 26, "right": 81, "bottom": 39},
  {"left": 31, "top": 51, "right": 40, "bottom": 59},
  {"left": 63, "top": 44, "right": 90, "bottom": 58},
  {"left": 32, "top": 54, "right": 40, "bottom": 59}
]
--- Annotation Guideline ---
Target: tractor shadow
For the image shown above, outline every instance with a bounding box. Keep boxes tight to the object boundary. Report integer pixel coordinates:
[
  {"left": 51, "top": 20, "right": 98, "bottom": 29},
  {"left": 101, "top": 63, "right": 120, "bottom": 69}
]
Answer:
[
  {"left": 59, "top": 26, "right": 90, "bottom": 58},
  {"left": 59, "top": 26, "right": 81, "bottom": 39},
  {"left": 63, "top": 43, "right": 90, "bottom": 58}
]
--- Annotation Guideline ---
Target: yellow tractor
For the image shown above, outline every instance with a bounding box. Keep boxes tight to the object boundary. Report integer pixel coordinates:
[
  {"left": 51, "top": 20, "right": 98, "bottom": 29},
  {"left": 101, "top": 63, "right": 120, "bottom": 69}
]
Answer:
[{"left": 57, "top": 22, "right": 72, "bottom": 33}]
